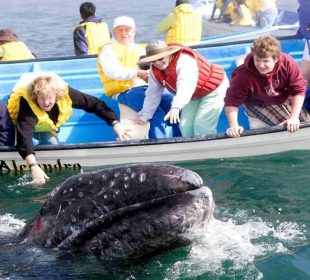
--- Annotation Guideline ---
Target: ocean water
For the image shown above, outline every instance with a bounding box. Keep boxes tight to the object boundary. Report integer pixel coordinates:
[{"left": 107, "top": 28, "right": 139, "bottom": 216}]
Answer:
[
  {"left": 1, "top": 0, "right": 309, "bottom": 279},
  {"left": 1, "top": 150, "right": 310, "bottom": 279}
]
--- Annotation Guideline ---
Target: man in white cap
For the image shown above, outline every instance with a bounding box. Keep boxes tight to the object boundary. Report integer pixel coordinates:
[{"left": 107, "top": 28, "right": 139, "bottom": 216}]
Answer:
[
  {"left": 98, "top": 16, "right": 179, "bottom": 139},
  {"left": 97, "top": 16, "right": 180, "bottom": 139}
]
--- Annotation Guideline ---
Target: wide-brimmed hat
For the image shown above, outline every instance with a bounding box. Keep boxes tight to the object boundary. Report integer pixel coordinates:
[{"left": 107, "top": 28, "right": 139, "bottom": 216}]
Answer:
[
  {"left": 138, "top": 41, "right": 181, "bottom": 65},
  {"left": 0, "top": 29, "right": 19, "bottom": 42},
  {"left": 113, "top": 16, "right": 135, "bottom": 29}
]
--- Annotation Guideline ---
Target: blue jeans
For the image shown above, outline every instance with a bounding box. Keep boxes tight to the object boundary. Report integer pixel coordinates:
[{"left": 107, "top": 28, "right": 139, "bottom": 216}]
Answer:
[{"left": 117, "top": 86, "right": 181, "bottom": 139}]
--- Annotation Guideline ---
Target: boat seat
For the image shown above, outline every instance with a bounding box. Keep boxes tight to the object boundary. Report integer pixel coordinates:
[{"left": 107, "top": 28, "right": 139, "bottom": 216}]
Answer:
[{"left": 118, "top": 104, "right": 150, "bottom": 140}]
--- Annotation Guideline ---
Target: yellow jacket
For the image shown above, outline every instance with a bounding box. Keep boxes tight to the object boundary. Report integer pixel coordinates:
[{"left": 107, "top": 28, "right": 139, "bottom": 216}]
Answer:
[
  {"left": 157, "top": 3, "right": 202, "bottom": 44},
  {"left": 247, "top": 0, "right": 277, "bottom": 13},
  {"left": 77, "top": 21, "right": 110, "bottom": 55},
  {"left": 0, "top": 41, "right": 35, "bottom": 61},
  {"left": 7, "top": 78, "right": 72, "bottom": 136},
  {"left": 97, "top": 42, "right": 142, "bottom": 97},
  {"left": 231, "top": 4, "right": 255, "bottom": 26}
]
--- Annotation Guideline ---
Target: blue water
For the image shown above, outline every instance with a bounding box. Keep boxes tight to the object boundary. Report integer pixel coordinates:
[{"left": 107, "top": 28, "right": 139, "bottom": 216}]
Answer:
[
  {"left": 1, "top": 1, "right": 309, "bottom": 279},
  {"left": 1, "top": 151, "right": 310, "bottom": 279}
]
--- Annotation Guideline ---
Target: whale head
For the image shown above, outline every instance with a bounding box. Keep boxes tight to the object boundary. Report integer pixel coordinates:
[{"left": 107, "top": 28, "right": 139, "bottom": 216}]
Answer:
[{"left": 19, "top": 163, "right": 214, "bottom": 258}]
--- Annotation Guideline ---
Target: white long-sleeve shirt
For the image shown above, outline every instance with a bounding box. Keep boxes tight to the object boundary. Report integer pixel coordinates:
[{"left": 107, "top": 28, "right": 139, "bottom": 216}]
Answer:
[
  {"left": 98, "top": 43, "right": 147, "bottom": 90},
  {"left": 139, "top": 52, "right": 199, "bottom": 121}
]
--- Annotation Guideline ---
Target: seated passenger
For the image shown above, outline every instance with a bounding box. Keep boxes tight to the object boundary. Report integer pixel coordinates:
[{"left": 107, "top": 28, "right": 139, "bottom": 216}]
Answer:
[
  {"left": 135, "top": 41, "right": 228, "bottom": 137},
  {"left": 157, "top": 0, "right": 202, "bottom": 44},
  {"left": 247, "top": 0, "right": 278, "bottom": 28},
  {"left": 97, "top": 16, "right": 180, "bottom": 139},
  {"left": 7, "top": 73, "right": 130, "bottom": 186},
  {"left": 0, "top": 101, "right": 14, "bottom": 146},
  {"left": 0, "top": 28, "right": 35, "bottom": 61},
  {"left": 210, "top": 0, "right": 234, "bottom": 23},
  {"left": 225, "top": 35, "right": 310, "bottom": 138},
  {"left": 230, "top": 0, "right": 255, "bottom": 26},
  {"left": 73, "top": 1, "right": 110, "bottom": 56}
]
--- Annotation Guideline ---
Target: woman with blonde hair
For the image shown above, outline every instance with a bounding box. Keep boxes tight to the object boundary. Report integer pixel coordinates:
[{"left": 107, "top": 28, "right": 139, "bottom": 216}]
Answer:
[{"left": 7, "top": 73, "right": 130, "bottom": 186}]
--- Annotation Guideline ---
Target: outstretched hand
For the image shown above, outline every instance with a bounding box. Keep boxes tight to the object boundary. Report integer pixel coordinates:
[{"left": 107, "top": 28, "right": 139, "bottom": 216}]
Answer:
[
  {"left": 164, "top": 108, "right": 180, "bottom": 124},
  {"left": 113, "top": 122, "right": 133, "bottom": 141},
  {"left": 226, "top": 125, "right": 244, "bottom": 138},
  {"left": 31, "top": 165, "right": 49, "bottom": 187},
  {"left": 280, "top": 117, "right": 300, "bottom": 133}
]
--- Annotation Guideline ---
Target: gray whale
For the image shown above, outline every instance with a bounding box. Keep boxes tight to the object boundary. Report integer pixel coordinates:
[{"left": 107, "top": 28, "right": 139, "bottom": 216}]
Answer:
[{"left": 19, "top": 163, "right": 214, "bottom": 258}]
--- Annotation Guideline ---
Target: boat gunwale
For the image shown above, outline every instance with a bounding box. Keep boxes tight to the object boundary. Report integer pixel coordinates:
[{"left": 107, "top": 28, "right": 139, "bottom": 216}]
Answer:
[{"left": 1, "top": 121, "right": 310, "bottom": 153}]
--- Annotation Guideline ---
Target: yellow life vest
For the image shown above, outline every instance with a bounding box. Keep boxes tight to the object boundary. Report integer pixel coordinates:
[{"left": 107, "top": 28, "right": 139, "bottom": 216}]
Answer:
[
  {"left": 78, "top": 21, "right": 110, "bottom": 55},
  {"left": 97, "top": 42, "right": 142, "bottom": 97},
  {"left": 7, "top": 76, "right": 73, "bottom": 136},
  {"left": 0, "top": 41, "right": 35, "bottom": 61},
  {"left": 231, "top": 4, "right": 255, "bottom": 26},
  {"left": 166, "top": 4, "right": 202, "bottom": 44},
  {"left": 215, "top": 0, "right": 235, "bottom": 15}
]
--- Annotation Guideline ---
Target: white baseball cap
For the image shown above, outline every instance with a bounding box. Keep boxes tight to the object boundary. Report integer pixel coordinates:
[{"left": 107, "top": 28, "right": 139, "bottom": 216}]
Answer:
[{"left": 113, "top": 16, "right": 135, "bottom": 29}]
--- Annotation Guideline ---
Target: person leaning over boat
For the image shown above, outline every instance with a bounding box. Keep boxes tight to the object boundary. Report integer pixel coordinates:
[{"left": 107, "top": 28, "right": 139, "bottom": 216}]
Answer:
[
  {"left": 0, "top": 28, "right": 35, "bottom": 61},
  {"left": 157, "top": 0, "right": 202, "bottom": 44},
  {"left": 98, "top": 16, "right": 180, "bottom": 139},
  {"left": 7, "top": 73, "right": 130, "bottom": 186},
  {"left": 73, "top": 1, "right": 110, "bottom": 56},
  {"left": 225, "top": 35, "right": 310, "bottom": 138},
  {"left": 0, "top": 101, "right": 14, "bottom": 146},
  {"left": 135, "top": 40, "right": 229, "bottom": 137}
]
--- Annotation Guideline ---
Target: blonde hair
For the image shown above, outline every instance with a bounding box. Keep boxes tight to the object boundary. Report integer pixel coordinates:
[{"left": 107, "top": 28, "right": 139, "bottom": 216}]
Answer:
[
  {"left": 29, "top": 74, "right": 66, "bottom": 102},
  {"left": 251, "top": 35, "right": 281, "bottom": 60}
]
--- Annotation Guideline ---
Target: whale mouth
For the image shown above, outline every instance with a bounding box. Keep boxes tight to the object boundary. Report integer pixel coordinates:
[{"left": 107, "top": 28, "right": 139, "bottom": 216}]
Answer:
[{"left": 20, "top": 163, "right": 214, "bottom": 258}]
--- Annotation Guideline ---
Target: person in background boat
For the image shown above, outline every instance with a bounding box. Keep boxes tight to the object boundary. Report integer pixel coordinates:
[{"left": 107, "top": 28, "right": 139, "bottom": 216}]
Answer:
[
  {"left": 209, "top": 0, "right": 234, "bottom": 23},
  {"left": 229, "top": 0, "right": 255, "bottom": 27},
  {"left": 135, "top": 40, "right": 229, "bottom": 137},
  {"left": 73, "top": 1, "right": 110, "bottom": 56},
  {"left": 0, "top": 28, "right": 35, "bottom": 61},
  {"left": 0, "top": 101, "right": 14, "bottom": 146},
  {"left": 225, "top": 35, "right": 310, "bottom": 138},
  {"left": 247, "top": 0, "right": 278, "bottom": 28},
  {"left": 98, "top": 16, "right": 180, "bottom": 139},
  {"left": 157, "top": 0, "right": 202, "bottom": 44},
  {"left": 7, "top": 73, "right": 130, "bottom": 186}
]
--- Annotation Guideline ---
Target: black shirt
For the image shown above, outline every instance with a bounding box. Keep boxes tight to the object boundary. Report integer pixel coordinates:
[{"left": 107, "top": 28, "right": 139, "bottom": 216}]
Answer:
[{"left": 16, "top": 87, "right": 118, "bottom": 159}]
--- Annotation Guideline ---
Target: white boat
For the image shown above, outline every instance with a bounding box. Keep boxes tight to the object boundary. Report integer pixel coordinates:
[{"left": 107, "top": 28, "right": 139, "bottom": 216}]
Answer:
[{"left": 0, "top": 35, "right": 308, "bottom": 174}]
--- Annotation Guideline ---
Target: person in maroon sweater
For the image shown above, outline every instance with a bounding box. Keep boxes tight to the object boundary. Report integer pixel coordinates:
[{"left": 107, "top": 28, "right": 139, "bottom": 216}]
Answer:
[
  {"left": 7, "top": 73, "right": 131, "bottom": 186},
  {"left": 224, "top": 35, "right": 310, "bottom": 138}
]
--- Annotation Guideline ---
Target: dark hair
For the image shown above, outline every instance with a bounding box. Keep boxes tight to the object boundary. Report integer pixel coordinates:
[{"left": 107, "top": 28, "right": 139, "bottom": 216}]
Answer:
[
  {"left": 176, "top": 0, "right": 189, "bottom": 7},
  {"left": 80, "top": 2, "right": 96, "bottom": 19}
]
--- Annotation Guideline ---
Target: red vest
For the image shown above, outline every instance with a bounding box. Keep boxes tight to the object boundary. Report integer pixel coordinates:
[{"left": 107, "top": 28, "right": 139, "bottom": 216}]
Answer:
[{"left": 152, "top": 45, "right": 224, "bottom": 99}]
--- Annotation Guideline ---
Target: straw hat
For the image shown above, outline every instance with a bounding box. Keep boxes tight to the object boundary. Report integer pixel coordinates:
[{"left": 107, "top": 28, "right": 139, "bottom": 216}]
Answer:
[
  {"left": 0, "top": 29, "right": 19, "bottom": 42},
  {"left": 138, "top": 41, "right": 181, "bottom": 65}
]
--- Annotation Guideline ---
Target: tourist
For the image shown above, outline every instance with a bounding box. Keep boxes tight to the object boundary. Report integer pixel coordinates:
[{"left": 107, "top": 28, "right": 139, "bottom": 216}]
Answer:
[
  {"left": 98, "top": 16, "right": 180, "bottom": 139},
  {"left": 7, "top": 73, "right": 130, "bottom": 186},
  {"left": 0, "top": 28, "right": 35, "bottom": 61},
  {"left": 229, "top": 0, "right": 255, "bottom": 27},
  {"left": 157, "top": 0, "right": 202, "bottom": 44},
  {"left": 301, "top": 42, "right": 310, "bottom": 111},
  {"left": 225, "top": 35, "right": 310, "bottom": 138},
  {"left": 73, "top": 1, "right": 110, "bottom": 56},
  {"left": 136, "top": 40, "right": 228, "bottom": 137}
]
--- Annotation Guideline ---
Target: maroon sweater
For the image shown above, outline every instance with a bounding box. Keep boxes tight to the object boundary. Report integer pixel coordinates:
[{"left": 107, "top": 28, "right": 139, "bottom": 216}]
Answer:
[
  {"left": 16, "top": 87, "right": 118, "bottom": 159},
  {"left": 224, "top": 53, "right": 307, "bottom": 107}
]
